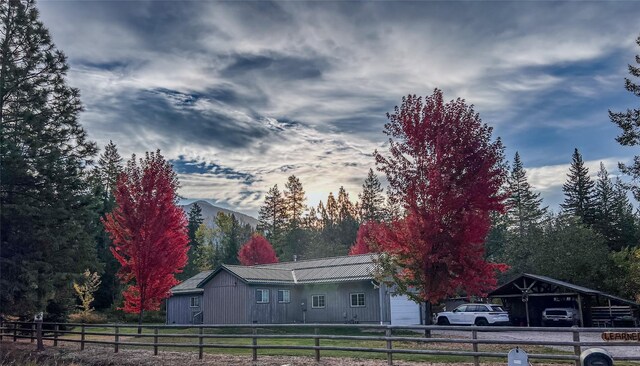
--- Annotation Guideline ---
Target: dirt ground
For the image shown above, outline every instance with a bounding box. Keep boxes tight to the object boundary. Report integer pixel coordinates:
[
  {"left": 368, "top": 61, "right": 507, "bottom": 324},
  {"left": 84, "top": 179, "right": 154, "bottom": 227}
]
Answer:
[{"left": 0, "top": 341, "right": 569, "bottom": 366}]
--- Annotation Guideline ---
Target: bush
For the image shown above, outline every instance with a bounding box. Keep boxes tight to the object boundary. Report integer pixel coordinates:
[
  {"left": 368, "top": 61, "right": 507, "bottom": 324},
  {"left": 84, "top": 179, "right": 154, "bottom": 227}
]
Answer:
[{"left": 67, "top": 312, "right": 107, "bottom": 324}]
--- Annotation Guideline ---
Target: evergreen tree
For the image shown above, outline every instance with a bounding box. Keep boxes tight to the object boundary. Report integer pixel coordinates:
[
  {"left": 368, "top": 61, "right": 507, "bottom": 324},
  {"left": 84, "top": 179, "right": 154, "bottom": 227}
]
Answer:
[
  {"left": 561, "top": 148, "right": 596, "bottom": 225},
  {"left": 0, "top": 0, "right": 99, "bottom": 318},
  {"left": 97, "top": 141, "right": 123, "bottom": 197},
  {"left": 593, "top": 163, "right": 619, "bottom": 248},
  {"left": 92, "top": 142, "right": 123, "bottom": 310},
  {"left": 336, "top": 187, "right": 359, "bottom": 254},
  {"left": 507, "top": 152, "right": 547, "bottom": 234},
  {"left": 257, "top": 184, "right": 287, "bottom": 256},
  {"left": 282, "top": 175, "right": 306, "bottom": 259},
  {"left": 284, "top": 175, "right": 306, "bottom": 227},
  {"left": 359, "top": 169, "right": 385, "bottom": 222},
  {"left": 611, "top": 178, "right": 638, "bottom": 251},
  {"left": 609, "top": 34, "right": 640, "bottom": 200},
  {"left": 180, "top": 203, "right": 204, "bottom": 279},
  {"left": 216, "top": 212, "right": 253, "bottom": 265}
]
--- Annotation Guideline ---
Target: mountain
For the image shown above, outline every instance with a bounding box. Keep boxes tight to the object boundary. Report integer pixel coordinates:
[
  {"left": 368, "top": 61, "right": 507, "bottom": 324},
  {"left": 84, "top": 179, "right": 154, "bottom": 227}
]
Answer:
[{"left": 180, "top": 200, "right": 259, "bottom": 228}]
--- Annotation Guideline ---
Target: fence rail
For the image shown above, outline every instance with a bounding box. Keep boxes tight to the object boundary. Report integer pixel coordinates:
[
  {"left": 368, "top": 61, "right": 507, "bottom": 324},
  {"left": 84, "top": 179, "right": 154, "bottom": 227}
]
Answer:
[{"left": 1, "top": 320, "right": 639, "bottom": 365}]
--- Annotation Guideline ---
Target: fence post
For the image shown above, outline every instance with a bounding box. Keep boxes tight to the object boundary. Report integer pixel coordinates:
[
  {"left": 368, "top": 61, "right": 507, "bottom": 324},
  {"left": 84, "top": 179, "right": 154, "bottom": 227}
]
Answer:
[
  {"left": 314, "top": 327, "right": 320, "bottom": 362},
  {"left": 252, "top": 327, "right": 258, "bottom": 362},
  {"left": 154, "top": 327, "right": 158, "bottom": 356},
  {"left": 199, "top": 326, "right": 204, "bottom": 360},
  {"left": 35, "top": 318, "right": 44, "bottom": 351},
  {"left": 114, "top": 325, "right": 119, "bottom": 353},
  {"left": 30, "top": 323, "right": 35, "bottom": 343},
  {"left": 385, "top": 327, "right": 393, "bottom": 366},
  {"left": 80, "top": 324, "right": 85, "bottom": 350},
  {"left": 572, "top": 329, "right": 581, "bottom": 366},
  {"left": 13, "top": 323, "right": 17, "bottom": 342},
  {"left": 54, "top": 324, "right": 59, "bottom": 347},
  {"left": 472, "top": 328, "right": 479, "bottom": 366},
  {"left": 0, "top": 317, "right": 3, "bottom": 341}
]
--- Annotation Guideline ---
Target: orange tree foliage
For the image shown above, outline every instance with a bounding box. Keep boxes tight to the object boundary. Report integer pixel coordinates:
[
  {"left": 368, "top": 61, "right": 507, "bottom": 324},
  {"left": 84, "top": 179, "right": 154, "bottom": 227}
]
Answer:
[
  {"left": 373, "top": 89, "right": 508, "bottom": 304},
  {"left": 103, "top": 151, "right": 188, "bottom": 318},
  {"left": 238, "top": 234, "right": 279, "bottom": 265}
]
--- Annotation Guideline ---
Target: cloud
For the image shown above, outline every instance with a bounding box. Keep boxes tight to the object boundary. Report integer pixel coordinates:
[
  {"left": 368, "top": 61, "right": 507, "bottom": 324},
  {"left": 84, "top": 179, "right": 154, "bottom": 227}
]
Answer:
[{"left": 35, "top": 0, "right": 640, "bottom": 215}]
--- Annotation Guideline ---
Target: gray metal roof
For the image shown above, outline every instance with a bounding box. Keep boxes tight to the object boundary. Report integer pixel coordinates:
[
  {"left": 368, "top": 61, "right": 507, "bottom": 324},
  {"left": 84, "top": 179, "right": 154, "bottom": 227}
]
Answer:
[
  {"left": 170, "top": 270, "right": 213, "bottom": 294},
  {"left": 489, "top": 273, "right": 638, "bottom": 307},
  {"left": 170, "top": 254, "right": 380, "bottom": 292}
]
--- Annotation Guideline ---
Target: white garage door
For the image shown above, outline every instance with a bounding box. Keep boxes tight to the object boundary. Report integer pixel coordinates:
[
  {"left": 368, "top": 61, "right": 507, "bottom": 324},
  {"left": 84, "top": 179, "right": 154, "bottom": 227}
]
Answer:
[{"left": 390, "top": 295, "right": 421, "bottom": 325}]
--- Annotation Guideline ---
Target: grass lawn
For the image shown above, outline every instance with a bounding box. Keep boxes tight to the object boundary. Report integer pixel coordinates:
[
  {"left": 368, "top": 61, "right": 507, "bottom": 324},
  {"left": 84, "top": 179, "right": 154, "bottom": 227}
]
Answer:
[{"left": 47, "top": 325, "right": 585, "bottom": 364}]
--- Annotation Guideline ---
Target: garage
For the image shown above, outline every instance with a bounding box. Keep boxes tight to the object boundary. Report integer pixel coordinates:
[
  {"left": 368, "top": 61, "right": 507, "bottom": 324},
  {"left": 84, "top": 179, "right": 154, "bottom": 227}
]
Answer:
[{"left": 390, "top": 294, "right": 421, "bottom": 325}]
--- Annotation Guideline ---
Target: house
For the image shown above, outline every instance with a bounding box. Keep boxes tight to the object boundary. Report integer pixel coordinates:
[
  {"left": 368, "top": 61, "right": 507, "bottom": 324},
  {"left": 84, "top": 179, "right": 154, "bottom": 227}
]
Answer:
[
  {"left": 488, "top": 273, "right": 639, "bottom": 327},
  {"left": 166, "top": 254, "right": 423, "bottom": 325}
]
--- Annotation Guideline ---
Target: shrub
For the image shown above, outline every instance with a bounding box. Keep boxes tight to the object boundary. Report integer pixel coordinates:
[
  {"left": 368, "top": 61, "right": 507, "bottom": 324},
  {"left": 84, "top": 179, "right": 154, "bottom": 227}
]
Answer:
[{"left": 67, "top": 312, "right": 106, "bottom": 324}]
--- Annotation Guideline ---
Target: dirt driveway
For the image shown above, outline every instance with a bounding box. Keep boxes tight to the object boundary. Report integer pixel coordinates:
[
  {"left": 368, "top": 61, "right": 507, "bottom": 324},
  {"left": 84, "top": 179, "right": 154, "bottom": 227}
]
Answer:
[{"left": 435, "top": 330, "right": 640, "bottom": 358}]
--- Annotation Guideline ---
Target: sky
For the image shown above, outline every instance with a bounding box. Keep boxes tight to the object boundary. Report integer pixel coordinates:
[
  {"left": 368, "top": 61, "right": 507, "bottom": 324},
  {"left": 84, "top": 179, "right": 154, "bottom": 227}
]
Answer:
[{"left": 37, "top": 0, "right": 640, "bottom": 217}]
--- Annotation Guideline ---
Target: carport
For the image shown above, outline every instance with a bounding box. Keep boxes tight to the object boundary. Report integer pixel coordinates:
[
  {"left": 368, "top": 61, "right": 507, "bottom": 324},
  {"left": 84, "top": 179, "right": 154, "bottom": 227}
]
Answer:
[{"left": 488, "top": 273, "right": 638, "bottom": 327}]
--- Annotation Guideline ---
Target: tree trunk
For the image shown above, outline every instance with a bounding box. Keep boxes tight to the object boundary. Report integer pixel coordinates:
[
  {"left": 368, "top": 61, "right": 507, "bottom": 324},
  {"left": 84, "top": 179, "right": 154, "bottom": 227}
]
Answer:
[
  {"left": 137, "top": 310, "right": 143, "bottom": 335},
  {"left": 424, "top": 302, "right": 432, "bottom": 338}
]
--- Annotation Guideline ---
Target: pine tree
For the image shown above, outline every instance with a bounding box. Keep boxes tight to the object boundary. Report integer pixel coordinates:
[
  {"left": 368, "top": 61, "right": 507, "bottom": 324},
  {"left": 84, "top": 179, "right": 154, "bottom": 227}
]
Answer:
[
  {"left": 257, "top": 184, "right": 287, "bottom": 256},
  {"left": 507, "top": 152, "right": 548, "bottom": 234},
  {"left": 97, "top": 141, "right": 123, "bottom": 196},
  {"left": 611, "top": 178, "right": 638, "bottom": 251},
  {"left": 336, "top": 186, "right": 359, "bottom": 254},
  {"left": 180, "top": 203, "right": 204, "bottom": 279},
  {"left": 0, "top": 0, "right": 99, "bottom": 318},
  {"left": 359, "top": 168, "right": 385, "bottom": 222},
  {"left": 92, "top": 141, "right": 123, "bottom": 310},
  {"left": 593, "top": 163, "right": 619, "bottom": 247},
  {"left": 609, "top": 35, "right": 640, "bottom": 200},
  {"left": 284, "top": 175, "right": 306, "bottom": 227},
  {"left": 561, "top": 148, "right": 596, "bottom": 225},
  {"left": 282, "top": 175, "right": 306, "bottom": 259}
]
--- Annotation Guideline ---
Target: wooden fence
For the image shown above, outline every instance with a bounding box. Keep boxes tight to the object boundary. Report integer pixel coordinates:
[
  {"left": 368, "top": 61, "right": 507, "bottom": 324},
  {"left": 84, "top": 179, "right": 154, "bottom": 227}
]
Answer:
[{"left": 2, "top": 321, "right": 640, "bottom": 365}]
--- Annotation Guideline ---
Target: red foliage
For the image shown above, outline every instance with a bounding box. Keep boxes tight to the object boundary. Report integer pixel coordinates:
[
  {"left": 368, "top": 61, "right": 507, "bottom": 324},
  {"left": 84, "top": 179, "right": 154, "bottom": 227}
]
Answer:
[
  {"left": 349, "top": 221, "right": 386, "bottom": 255},
  {"left": 238, "top": 234, "right": 279, "bottom": 265},
  {"left": 103, "top": 151, "right": 188, "bottom": 316},
  {"left": 374, "top": 89, "right": 508, "bottom": 304}
]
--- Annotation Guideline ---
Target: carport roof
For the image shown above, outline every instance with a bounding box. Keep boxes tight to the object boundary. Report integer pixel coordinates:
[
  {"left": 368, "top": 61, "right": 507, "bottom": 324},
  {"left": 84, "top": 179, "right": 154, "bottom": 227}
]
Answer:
[{"left": 489, "top": 273, "right": 638, "bottom": 307}]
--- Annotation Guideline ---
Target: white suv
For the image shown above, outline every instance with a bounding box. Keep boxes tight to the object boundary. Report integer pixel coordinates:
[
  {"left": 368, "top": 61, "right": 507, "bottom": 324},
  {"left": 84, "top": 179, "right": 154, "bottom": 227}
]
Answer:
[{"left": 435, "top": 303, "right": 510, "bottom": 326}]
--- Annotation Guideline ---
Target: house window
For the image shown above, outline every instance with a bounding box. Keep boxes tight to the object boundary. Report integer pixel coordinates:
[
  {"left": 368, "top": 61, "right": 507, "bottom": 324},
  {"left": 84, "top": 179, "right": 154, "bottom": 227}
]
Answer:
[
  {"left": 256, "top": 289, "right": 270, "bottom": 303},
  {"left": 277, "top": 289, "right": 290, "bottom": 303},
  {"left": 190, "top": 297, "right": 200, "bottom": 307},
  {"left": 350, "top": 293, "right": 365, "bottom": 307},
  {"left": 311, "top": 294, "right": 326, "bottom": 309}
]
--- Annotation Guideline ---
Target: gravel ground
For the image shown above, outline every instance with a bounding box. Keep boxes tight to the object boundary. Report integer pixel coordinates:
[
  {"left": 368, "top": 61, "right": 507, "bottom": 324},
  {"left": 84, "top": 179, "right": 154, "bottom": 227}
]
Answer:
[
  {"left": 1, "top": 341, "right": 569, "bottom": 366},
  {"left": 434, "top": 330, "right": 640, "bottom": 358}
]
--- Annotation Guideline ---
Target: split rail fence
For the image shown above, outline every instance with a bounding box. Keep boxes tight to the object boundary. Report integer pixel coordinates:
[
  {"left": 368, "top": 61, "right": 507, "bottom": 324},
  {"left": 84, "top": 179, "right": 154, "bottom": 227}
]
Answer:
[{"left": 2, "top": 321, "right": 640, "bottom": 365}]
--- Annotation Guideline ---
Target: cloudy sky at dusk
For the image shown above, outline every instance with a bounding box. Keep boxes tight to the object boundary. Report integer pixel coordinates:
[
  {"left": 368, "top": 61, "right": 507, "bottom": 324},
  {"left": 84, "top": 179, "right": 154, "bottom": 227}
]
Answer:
[{"left": 38, "top": 1, "right": 640, "bottom": 217}]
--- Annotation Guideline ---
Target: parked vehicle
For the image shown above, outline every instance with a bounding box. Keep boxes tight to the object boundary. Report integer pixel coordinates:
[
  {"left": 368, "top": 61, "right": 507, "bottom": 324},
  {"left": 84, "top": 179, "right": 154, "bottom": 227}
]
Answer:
[
  {"left": 542, "top": 308, "right": 579, "bottom": 326},
  {"left": 435, "top": 303, "right": 510, "bottom": 326}
]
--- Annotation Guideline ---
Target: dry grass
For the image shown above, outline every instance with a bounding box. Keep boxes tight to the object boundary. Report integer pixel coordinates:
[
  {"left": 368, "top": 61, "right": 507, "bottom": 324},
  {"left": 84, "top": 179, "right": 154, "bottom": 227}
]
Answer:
[{"left": 0, "top": 341, "right": 573, "bottom": 366}]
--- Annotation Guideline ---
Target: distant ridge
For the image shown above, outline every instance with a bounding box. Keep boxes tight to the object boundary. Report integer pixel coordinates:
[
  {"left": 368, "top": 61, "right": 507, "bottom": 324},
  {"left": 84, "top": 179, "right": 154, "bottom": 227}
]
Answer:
[{"left": 180, "top": 199, "right": 258, "bottom": 228}]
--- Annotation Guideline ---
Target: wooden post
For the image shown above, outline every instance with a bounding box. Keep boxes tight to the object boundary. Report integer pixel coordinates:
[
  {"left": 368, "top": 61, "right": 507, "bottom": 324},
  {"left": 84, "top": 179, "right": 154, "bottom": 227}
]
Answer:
[
  {"left": 472, "top": 328, "right": 479, "bottom": 366},
  {"left": 30, "top": 323, "right": 35, "bottom": 343},
  {"left": 80, "top": 324, "right": 85, "bottom": 350},
  {"left": 525, "top": 300, "right": 530, "bottom": 327},
  {"left": 314, "top": 327, "right": 320, "bottom": 362},
  {"left": 13, "top": 323, "right": 17, "bottom": 342},
  {"left": 0, "top": 317, "right": 3, "bottom": 341},
  {"left": 577, "top": 295, "right": 584, "bottom": 327},
  {"left": 385, "top": 328, "right": 393, "bottom": 366},
  {"left": 252, "top": 327, "right": 258, "bottom": 362},
  {"left": 199, "top": 327, "right": 204, "bottom": 360},
  {"left": 114, "top": 326, "right": 119, "bottom": 353},
  {"left": 572, "top": 329, "right": 581, "bottom": 366},
  {"left": 35, "top": 319, "right": 44, "bottom": 351},
  {"left": 54, "top": 324, "right": 59, "bottom": 347},
  {"left": 154, "top": 327, "right": 159, "bottom": 356}
]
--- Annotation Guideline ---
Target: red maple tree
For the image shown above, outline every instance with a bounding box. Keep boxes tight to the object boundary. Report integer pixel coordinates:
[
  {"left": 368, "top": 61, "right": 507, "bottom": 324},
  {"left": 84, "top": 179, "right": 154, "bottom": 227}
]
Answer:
[
  {"left": 373, "top": 89, "right": 508, "bottom": 308},
  {"left": 103, "top": 151, "right": 188, "bottom": 329},
  {"left": 349, "top": 221, "right": 385, "bottom": 255},
  {"left": 238, "top": 234, "right": 279, "bottom": 265}
]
